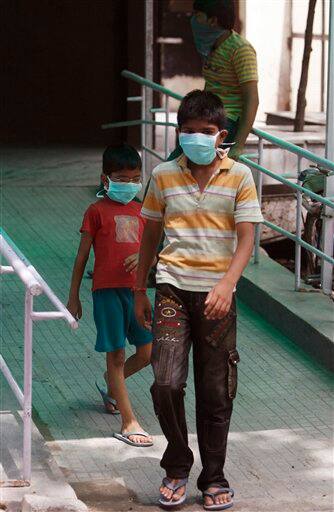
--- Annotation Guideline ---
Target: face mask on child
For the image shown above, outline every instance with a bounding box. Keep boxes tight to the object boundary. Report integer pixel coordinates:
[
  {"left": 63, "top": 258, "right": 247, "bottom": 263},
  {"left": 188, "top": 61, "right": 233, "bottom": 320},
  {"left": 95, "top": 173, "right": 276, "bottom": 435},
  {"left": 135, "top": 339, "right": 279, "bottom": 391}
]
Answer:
[
  {"left": 190, "top": 15, "right": 228, "bottom": 59},
  {"left": 179, "top": 132, "right": 229, "bottom": 165},
  {"left": 96, "top": 178, "right": 142, "bottom": 204}
]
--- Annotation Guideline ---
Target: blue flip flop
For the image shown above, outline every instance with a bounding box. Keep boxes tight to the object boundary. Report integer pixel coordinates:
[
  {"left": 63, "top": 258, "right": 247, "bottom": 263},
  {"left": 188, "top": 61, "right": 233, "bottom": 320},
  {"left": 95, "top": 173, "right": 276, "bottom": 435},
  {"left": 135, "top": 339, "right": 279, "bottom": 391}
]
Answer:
[
  {"left": 95, "top": 381, "right": 120, "bottom": 415},
  {"left": 159, "top": 477, "right": 188, "bottom": 508},
  {"left": 202, "top": 487, "right": 234, "bottom": 510}
]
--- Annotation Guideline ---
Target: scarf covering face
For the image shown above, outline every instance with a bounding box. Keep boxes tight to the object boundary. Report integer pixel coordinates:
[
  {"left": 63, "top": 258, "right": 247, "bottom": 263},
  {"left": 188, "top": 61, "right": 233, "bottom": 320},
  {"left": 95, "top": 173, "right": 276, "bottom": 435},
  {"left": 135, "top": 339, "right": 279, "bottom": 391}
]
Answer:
[{"left": 191, "top": 15, "right": 227, "bottom": 58}]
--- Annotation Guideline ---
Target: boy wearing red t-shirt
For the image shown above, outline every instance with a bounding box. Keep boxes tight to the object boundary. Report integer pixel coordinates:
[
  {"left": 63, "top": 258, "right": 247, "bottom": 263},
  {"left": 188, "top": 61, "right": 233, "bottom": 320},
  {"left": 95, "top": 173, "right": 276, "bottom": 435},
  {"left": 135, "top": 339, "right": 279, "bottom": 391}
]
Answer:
[{"left": 67, "top": 144, "right": 153, "bottom": 447}]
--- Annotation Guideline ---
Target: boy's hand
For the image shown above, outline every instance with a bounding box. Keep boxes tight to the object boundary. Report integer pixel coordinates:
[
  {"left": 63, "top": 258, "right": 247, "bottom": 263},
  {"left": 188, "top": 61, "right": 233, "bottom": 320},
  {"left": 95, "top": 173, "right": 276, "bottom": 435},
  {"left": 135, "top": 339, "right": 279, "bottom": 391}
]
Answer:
[
  {"left": 204, "top": 278, "right": 234, "bottom": 320},
  {"left": 134, "top": 292, "right": 152, "bottom": 331},
  {"left": 124, "top": 253, "right": 139, "bottom": 273},
  {"left": 67, "top": 297, "right": 82, "bottom": 320}
]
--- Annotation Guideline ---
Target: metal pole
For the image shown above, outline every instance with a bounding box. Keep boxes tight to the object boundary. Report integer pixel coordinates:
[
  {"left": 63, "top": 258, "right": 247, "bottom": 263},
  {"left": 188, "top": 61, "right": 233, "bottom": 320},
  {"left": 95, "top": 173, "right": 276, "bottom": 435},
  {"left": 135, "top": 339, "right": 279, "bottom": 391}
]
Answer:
[
  {"left": 321, "top": 0, "right": 334, "bottom": 294},
  {"left": 22, "top": 289, "right": 33, "bottom": 482},
  {"left": 254, "top": 137, "right": 263, "bottom": 263},
  {"left": 164, "top": 95, "right": 169, "bottom": 159},
  {"left": 141, "top": 85, "right": 147, "bottom": 186},
  {"left": 320, "top": 0, "right": 325, "bottom": 111},
  {"left": 145, "top": 0, "right": 154, "bottom": 177},
  {"left": 295, "top": 156, "right": 303, "bottom": 291}
]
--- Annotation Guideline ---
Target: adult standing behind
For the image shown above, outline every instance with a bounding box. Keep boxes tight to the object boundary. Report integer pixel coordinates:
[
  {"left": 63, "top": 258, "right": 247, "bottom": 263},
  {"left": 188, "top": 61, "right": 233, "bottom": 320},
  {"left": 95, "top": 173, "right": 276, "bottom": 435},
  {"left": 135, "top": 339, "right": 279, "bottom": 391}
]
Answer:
[{"left": 191, "top": 0, "right": 259, "bottom": 160}]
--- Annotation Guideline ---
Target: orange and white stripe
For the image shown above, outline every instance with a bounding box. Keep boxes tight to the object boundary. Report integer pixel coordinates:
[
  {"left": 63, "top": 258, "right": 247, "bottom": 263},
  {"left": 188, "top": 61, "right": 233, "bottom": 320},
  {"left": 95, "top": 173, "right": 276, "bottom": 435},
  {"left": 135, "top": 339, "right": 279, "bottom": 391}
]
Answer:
[{"left": 142, "top": 154, "right": 263, "bottom": 292}]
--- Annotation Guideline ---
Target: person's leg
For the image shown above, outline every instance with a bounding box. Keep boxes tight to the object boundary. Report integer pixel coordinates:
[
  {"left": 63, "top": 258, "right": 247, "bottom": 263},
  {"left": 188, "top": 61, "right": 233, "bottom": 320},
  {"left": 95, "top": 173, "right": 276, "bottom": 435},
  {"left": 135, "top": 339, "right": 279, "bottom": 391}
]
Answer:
[
  {"left": 192, "top": 294, "right": 238, "bottom": 508},
  {"left": 104, "top": 288, "right": 152, "bottom": 408},
  {"left": 151, "top": 284, "right": 193, "bottom": 503},
  {"left": 125, "top": 343, "right": 151, "bottom": 376},
  {"left": 107, "top": 348, "right": 152, "bottom": 445},
  {"left": 104, "top": 342, "right": 151, "bottom": 396}
]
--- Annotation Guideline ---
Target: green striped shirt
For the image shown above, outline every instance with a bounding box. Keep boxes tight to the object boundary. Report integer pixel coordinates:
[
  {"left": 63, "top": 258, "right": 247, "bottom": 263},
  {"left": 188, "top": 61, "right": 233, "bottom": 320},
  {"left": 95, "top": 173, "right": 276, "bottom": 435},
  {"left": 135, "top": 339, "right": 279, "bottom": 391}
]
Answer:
[{"left": 203, "top": 31, "right": 258, "bottom": 121}]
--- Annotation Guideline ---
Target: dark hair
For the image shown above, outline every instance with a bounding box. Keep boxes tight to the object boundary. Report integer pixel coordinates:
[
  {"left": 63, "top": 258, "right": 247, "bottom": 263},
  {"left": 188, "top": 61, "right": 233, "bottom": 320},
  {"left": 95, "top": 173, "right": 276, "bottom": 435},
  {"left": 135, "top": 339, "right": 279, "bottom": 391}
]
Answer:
[
  {"left": 177, "top": 89, "right": 226, "bottom": 130},
  {"left": 193, "top": 0, "right": 236, "bottom": 30},
  {"left": 102, "top": 143, "right": 142, "bottom": 174}
]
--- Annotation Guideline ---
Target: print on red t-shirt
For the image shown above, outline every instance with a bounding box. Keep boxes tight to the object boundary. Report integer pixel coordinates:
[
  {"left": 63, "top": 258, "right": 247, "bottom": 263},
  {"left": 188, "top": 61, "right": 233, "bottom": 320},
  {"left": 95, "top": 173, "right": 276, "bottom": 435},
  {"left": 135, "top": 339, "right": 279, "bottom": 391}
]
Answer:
[{"left": 80, "top": 197, "right": 145, "bottom": 291}]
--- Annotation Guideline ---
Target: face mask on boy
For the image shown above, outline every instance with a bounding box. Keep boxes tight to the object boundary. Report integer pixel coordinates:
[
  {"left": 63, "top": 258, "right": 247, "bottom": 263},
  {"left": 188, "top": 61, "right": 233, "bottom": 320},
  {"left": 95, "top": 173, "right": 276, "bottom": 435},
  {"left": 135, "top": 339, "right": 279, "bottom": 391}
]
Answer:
[
  {"left": 190, "top": 15, "right": 228, "bottom": 59},
  {"left": 96, "top": 178, "right": 142, "bottom": 204},
  {"left": 179, "top": 131, "right": 228, "bottom": 165}
]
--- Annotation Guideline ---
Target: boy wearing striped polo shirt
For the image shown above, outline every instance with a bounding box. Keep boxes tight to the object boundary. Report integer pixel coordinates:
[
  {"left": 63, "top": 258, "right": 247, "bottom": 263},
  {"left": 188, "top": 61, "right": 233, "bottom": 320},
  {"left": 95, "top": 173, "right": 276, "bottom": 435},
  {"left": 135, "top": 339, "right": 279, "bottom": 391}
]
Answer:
[{"left": 135, "top": 90, "right": 263, "bottom": 510}]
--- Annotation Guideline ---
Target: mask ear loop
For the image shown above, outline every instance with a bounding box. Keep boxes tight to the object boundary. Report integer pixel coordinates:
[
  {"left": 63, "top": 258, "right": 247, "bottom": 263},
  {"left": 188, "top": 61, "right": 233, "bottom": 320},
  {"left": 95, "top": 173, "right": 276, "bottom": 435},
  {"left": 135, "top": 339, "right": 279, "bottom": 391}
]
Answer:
[
  {"left": 96, "top": 176, "right": 110, "bottom": 198},
  {"left": 216, "top": 147, "right": 229, "bottom": 159},
  {"left": 219, "top": 142, "right": 236, "bottom": 147},
  {"left": 96, "top": 189, "right": 106, "bottom": 198}
]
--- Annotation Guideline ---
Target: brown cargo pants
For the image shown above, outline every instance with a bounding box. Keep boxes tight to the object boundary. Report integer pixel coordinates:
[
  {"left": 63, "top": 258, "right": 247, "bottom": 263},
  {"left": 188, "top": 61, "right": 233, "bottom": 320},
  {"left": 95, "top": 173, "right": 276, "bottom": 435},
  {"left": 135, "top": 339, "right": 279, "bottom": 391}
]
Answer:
[{"left": 150, "top": 283, "right": 239, "bottom": 491}]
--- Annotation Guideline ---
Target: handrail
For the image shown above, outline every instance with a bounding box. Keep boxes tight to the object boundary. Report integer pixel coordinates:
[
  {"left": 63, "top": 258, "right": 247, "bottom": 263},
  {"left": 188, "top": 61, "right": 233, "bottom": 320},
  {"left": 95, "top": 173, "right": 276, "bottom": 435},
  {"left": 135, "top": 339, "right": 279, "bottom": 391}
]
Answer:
[
  {"left": 240, "top": 156, "right": 334, "bottom": 209},
  {"left": 0, "top": 236, "right": 42, "bottom": 296},
  {"left": 120, "top": 69, "right": 334, "bottom": 172},
  {"left": 252, "top": 127, "right": 334, "bottom": 172},
  {"left": 121, "top": 70, "right": 183, "bottom": 101},
  {"left": 263, "top": 220, "right": 334, "bottom": 265},
  {"left": 0, "top": 228, "right": 78, "bottom": 330},
  {"left": 106, "top": 69, "right": 334, "bottom": 294},
  {"left": 102, "top": 117, "right": 333, "bottom": 207},
  {"left": 0, "top": 228, "right": 78, "bottom": 485},
  {"left": 102, "top": 119, "right": 177, "bottom": 130}
]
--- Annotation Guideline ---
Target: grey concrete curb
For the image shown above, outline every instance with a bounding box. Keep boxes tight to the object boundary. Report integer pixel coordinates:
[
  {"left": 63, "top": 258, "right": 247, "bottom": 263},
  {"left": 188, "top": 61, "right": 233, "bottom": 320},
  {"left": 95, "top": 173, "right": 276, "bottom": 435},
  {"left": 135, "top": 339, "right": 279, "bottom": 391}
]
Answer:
[
  {"left": 237, "top": 254, "right": 334, "bottom": 371},
  {"left": 21, "top": 495, "right": 88, "bottom": 512},
  {"left": 0, "top": 412, "right": 87, "bottom": 512}
]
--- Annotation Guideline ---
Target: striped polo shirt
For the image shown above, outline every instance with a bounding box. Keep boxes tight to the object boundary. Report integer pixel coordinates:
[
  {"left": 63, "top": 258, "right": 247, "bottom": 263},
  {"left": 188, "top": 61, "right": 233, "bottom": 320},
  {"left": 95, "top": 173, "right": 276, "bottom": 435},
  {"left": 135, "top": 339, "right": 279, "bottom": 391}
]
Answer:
[
  {"left": 141, "top": 154, "right": 263, "bottom": 292},
  {"left": 203, "top": 31, "right": 258, "bottom": 122}
]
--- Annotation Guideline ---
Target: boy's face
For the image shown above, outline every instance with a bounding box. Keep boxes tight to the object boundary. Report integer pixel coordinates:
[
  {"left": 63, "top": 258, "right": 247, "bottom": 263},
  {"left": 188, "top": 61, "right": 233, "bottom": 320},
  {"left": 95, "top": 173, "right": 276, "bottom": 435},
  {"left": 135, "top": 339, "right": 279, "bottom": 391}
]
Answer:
[
  {"left": 101, "top": 167, "right": 141, "bottom": 187},
  {"left": 177, "top": 119, "right": 228, "bottom": 147}
]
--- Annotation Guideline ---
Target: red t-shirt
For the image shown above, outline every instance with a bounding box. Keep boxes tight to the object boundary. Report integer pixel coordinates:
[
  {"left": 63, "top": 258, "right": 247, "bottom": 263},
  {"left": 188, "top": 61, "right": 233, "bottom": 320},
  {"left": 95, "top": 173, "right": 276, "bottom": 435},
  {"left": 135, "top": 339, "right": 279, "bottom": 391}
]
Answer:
[{"left": 80, "top": 197, "right": 145, "bottom": 291}]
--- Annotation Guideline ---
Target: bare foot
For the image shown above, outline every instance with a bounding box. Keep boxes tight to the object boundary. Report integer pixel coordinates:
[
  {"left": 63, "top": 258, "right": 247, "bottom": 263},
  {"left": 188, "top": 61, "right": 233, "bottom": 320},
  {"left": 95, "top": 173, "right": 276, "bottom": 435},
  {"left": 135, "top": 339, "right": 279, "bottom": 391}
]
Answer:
[
  {"left": 160, "top": 478, "right": 186, "bottom": 503},
  {"left": 103, "top": 371, "right": 119, "bottom": 413},
  {"left": 122, "top": 422, "right": 153, "bottom": 445},
  {"left": 204, "top": 487, "right": 232, "bottom": 508}
]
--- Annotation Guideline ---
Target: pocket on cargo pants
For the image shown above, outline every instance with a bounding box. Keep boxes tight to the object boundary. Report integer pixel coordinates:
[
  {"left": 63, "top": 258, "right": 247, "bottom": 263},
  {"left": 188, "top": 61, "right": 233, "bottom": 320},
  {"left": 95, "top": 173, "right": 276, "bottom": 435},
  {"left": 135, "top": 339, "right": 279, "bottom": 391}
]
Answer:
[{"left": 227, "top": 349, "right": 240, "bottom": 399}]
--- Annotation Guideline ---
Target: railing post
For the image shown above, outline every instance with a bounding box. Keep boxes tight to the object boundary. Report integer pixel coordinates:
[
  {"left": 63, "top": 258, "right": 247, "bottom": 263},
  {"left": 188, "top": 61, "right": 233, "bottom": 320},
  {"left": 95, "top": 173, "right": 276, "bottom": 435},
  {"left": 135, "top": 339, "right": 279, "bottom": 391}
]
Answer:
[
  {"left": 141, "top": 85, "right": 147, "bottom": 185},
  {"left": 22, "top": 289, "right": 33, "bottom": 482},
  {"left": 321, "top": 0, "right": 334, "bottom": 294},
  {"left": 254, "top": 136, "right": 263, "bottom": 263},
  {"left": 144, "top": 0, "right": 154, "bottom": 183},
  {"left": 164, "top": 95, "right": 170, "bottom": 160},
  {"left": 295, "top": 156, "right": 303, "bottom": 291}
]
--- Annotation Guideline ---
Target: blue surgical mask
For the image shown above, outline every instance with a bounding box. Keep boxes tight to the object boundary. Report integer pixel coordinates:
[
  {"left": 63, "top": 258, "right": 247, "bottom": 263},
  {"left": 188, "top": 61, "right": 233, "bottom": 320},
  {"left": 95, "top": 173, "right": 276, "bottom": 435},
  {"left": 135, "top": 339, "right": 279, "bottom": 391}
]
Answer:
[
  {"left": 191, "top": 15, "right": 227, "bottom": 58},
  {"left": 179, "top": 132, "right": 221, "bottom": 165},
  {"left": 96, "top": 178, "right": 142, "bottom": 204}
]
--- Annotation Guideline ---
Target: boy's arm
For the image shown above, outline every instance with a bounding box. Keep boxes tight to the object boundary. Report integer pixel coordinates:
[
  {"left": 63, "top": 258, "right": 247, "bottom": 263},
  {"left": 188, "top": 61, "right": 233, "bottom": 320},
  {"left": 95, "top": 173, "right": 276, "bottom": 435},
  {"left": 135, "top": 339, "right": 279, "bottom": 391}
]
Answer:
[
  {"left": 228, "top": 44, "right": 259, "bottom": 160},
  {"left": 134, "top": 219, "right": 163, "bottom": 329},
  {"left": 204, "top": 222, "right": 254, "bottom": 320},
  {"left": 229, "top": 81, "right": 259, "bottom": 161},
  {"left": 67, "top": 232, "right": 93, "bottom": 319}
]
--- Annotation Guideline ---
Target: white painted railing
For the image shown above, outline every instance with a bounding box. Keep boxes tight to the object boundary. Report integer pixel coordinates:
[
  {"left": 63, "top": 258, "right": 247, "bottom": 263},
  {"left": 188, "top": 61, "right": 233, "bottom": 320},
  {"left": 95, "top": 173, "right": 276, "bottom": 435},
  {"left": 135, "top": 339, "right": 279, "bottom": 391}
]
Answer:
[{"left": 0, "top": 228, "right": 78, "bottom": 486}]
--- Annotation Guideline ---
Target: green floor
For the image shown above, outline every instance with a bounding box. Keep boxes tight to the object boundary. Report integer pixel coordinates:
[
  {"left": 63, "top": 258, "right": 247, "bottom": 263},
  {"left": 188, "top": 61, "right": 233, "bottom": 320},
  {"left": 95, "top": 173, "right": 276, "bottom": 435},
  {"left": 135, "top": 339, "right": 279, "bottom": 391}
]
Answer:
[{"left": 1, "top": 181, "right": 332, "bottom": 443}]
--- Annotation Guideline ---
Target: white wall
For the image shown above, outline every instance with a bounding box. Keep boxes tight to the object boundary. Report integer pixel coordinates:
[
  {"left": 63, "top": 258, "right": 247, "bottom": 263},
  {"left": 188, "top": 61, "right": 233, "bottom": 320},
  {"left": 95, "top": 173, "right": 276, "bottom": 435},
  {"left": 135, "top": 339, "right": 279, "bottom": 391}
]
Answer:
[
  {"left": 245, "top": 0, "right": 286, "bottom": 120},
  {"left": 245, "top": 0, "right": 329, "bottom": 120}
]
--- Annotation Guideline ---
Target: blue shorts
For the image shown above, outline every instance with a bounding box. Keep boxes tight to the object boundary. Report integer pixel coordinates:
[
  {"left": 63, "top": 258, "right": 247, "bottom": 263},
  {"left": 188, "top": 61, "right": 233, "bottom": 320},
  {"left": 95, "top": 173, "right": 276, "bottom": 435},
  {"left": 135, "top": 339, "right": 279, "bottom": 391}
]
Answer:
[{"left": 92, "top": 288, "right": 153, "bottom": 353}]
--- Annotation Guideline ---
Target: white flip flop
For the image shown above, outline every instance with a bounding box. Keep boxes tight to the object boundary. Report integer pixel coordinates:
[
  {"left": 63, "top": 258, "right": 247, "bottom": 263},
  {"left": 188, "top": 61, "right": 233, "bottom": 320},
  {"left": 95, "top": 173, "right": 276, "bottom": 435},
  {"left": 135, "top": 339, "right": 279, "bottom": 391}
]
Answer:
[{"left": 113, "top": 431, "right": 153, "bottom": 447}]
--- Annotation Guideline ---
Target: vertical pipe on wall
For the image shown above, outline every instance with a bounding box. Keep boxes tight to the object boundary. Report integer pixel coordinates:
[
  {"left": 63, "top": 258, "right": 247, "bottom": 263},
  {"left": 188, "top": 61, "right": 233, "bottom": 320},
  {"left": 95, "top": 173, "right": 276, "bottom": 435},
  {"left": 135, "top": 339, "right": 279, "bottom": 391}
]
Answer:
[
  {"left": 321, "top": 0, "right": 334, "bottom": 294},
  {"left": 145, "top": 0, "right": 154, "bottom": 179}
]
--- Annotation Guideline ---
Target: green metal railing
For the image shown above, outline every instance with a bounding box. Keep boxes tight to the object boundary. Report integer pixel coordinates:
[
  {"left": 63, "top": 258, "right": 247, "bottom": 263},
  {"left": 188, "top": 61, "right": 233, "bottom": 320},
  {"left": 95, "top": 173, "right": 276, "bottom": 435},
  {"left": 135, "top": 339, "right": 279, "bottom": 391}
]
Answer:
[{"left": 102, "top": 69, "right": 334, "bottom": 294}]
